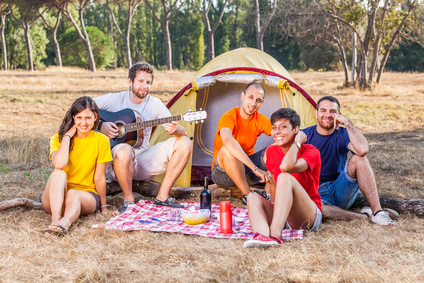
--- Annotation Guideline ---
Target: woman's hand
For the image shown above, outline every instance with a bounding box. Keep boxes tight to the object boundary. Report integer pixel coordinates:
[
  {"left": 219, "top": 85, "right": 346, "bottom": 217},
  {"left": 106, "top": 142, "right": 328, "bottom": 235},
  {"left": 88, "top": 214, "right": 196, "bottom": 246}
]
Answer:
[
  {"left": 101, "top": 208, "right": 119, "bottom": 217},
  {"left": 65, "top": 125, "right": 77, "bottom": 138}
]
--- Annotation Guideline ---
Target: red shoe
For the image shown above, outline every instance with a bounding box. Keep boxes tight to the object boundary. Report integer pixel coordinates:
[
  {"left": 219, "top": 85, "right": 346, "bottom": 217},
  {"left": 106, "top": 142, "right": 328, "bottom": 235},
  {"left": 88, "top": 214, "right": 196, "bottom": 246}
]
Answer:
[
  {"left": 243, "top": 233, "right": 279, "bottom": 248},
  {"left": 270, "top": 235, "right": 283, "bottom": 244}
]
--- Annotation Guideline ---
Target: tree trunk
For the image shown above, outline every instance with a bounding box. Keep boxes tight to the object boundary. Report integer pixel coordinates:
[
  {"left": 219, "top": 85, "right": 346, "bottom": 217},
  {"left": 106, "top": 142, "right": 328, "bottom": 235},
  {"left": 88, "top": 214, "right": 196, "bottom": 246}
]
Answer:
[
  {"left": 3, "top": 183, "right": 424, "bottom": 218},
  {"left": 163, "top": 21, "right": 172, "bottom": 70},
  {"left": 334, "top": 22, "right": 349, "bottom": 86},
  {"left": 79, "top": 8, "right": 96, "bottom": 72},
  {"left": 23, "top": 22, "right": 34, "bottom": 71},
  {"left": 352, "top": 194, "right": 424, "bottom": 217},
  {"left": 254, "top": 0, "right": 262, "bottom": 50},
  {"left": 52, "top": 28, "right": 62, "bottom": 67},
  {"left": 351, "top": 30, "right": 356, "bottom": 84},
  {"left": 0, "top": 16, "right": 7, "bottom": 70},
  {"left": 207, "top": 31, "right": 214, "bottom": 61},
  {"left": 125, "top": 30, "right": 132, "bottom": 68}
]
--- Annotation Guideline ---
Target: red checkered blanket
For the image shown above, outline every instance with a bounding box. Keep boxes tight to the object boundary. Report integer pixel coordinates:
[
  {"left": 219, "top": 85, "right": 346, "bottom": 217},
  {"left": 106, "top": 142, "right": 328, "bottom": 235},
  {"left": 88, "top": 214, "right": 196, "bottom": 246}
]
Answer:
[{"left": 104, "top": 200, "right": 303, "bottom": 240}]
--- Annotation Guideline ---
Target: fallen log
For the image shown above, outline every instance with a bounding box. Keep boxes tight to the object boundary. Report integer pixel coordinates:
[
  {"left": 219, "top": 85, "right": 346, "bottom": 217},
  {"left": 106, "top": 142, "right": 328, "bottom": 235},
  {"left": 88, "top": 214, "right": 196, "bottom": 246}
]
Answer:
[
  {"left": 2, "top": 182, "right": 423, "bottom": 217},
  {"left": 351, "top": 194, "right": 424, "bottom": 217},
  {"left": 0, "top": 181, "right": 231, "bottom": 211}
]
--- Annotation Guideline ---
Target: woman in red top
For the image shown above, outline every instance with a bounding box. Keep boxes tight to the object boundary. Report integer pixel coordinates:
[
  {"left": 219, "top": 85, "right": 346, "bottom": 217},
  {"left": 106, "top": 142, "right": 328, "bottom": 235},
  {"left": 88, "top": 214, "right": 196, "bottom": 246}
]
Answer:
[{"left": 244, "top": 108, "right": 322, "bottom": 248}]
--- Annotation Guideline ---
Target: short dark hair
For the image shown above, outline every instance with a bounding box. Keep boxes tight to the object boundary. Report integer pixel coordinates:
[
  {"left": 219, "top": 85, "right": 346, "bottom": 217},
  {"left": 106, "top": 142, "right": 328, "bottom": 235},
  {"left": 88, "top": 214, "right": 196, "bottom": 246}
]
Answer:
[
  {"left": 244, "top": 82, "right": 265, "bottom": 98},
  {"left": 270, "top": 108, "right": 300, "bottom": 129},
  {"left": 316, "top": 96, "right": 340, "bottom": 112},
  {"left": 128, "top": 62, "right": 154, "bottom": 83}
]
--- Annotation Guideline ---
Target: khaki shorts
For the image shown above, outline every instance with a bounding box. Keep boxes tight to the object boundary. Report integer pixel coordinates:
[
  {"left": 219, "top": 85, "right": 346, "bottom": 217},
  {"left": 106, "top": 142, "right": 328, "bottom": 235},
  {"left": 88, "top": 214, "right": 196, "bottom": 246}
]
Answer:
[{"left": 109, "top": 137, "right": 176, "bottom": 181}]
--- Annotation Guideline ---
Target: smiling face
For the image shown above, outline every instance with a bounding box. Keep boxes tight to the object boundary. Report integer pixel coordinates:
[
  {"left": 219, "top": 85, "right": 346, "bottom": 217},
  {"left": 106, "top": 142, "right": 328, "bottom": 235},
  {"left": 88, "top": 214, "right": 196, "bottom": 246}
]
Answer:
[
  {"left": 129, "top": 70, "right": 153, "bottom": 102},
  {"left": 316, "top": 99, "right": 339, "bottom": 131},
  {"left": 240, "top": 85, "right": 264, "bottom": 119},
  {"left": 272, "top": 118, "right": 298, "bottom": 147},
  {"left": 73, "top": 108, "right": 96, "bottom": 137}
]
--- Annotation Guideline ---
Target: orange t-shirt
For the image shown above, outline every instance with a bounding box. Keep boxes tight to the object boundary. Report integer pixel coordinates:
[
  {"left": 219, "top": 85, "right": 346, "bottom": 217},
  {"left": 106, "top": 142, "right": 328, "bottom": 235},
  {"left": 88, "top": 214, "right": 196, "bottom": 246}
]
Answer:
[{"left": 212, "top": 107, "right": 272, "bottom": 169}]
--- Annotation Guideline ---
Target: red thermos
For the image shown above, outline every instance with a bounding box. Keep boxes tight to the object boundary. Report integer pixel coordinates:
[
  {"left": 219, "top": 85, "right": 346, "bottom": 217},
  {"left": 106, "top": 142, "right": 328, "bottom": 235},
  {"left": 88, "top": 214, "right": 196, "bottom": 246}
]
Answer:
[{"left": 219, "top": 201, "right": 233, "bottom": 234}]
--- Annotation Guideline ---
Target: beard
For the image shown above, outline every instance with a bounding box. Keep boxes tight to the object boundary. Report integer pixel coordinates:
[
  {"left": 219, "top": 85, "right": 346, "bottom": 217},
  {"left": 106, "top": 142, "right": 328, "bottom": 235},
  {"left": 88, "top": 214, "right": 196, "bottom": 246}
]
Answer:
[
  {"left": 317, "top": 117, "right": 334, "bottom": 130},
  {"left": 131, "top": 84, "right": 149, "bottom": 99}
]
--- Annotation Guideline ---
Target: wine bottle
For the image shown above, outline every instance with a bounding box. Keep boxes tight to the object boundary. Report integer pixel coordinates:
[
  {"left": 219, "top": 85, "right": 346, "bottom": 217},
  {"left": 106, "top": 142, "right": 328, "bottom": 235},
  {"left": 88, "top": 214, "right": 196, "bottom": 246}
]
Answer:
[{"left": 200, "top": 176, "right": 212, "bottom": 211}]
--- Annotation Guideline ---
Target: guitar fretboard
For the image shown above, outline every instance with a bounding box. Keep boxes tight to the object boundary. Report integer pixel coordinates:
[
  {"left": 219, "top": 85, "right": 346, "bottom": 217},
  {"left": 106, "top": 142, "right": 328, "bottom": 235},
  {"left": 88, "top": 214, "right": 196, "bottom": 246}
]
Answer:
[{"left": 124, "top": 115, "right": 183, "bottom": 132}]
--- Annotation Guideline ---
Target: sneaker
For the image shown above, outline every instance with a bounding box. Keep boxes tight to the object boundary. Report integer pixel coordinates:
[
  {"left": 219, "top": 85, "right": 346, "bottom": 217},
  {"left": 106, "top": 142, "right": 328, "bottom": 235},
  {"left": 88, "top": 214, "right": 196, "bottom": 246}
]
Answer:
[
  {"left": 254, "top": 190, "right": 271, "bottom": 201},
  {"left": 243, "top": 233, "right": 279, "bottom": 248},
  {"left": 371, "top": 210, "right": 397, "bottom": 226},
  {"left": 241, "top": 194, "right": 248, "bottom": 207},
  {"left": 118, "top": 200, "right": 134, "bottom": 213},
  {"left": 361, "top": 206, "right": 373, "bottom": 217},
  {"left": 269, "top": 235, "right": 283, "bottom": 245},
  {"left": 154, "top": 197, "right": 184, "bottom": 208}
]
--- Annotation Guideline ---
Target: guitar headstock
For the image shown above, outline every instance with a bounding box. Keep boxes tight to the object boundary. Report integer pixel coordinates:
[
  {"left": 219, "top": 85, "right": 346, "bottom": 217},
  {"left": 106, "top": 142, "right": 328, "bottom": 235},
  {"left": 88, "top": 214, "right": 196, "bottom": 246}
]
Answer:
[{"left": 182, "top": 110, "right": 207, "bottom": 123}]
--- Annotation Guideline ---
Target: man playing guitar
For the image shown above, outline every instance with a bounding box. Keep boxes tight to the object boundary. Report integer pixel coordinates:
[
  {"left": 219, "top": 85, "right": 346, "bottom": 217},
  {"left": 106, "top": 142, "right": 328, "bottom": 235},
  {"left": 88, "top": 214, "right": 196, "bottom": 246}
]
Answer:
[{"left": 94, "top": 62, "right": 192, "bottom": 211}]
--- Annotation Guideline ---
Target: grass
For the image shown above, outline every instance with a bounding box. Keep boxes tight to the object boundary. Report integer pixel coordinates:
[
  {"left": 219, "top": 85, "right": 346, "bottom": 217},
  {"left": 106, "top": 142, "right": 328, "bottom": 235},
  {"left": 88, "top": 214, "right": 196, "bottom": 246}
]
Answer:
[{"left": 0, "top": 69, "right": 423, "bottom": 282}]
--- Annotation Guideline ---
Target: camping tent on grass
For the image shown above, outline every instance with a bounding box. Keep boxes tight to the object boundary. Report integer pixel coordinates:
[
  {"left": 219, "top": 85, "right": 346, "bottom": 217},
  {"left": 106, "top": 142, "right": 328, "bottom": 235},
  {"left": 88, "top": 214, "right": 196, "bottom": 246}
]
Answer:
[{"left": 150, "top": 48, "right": 318, "bottom": 187}]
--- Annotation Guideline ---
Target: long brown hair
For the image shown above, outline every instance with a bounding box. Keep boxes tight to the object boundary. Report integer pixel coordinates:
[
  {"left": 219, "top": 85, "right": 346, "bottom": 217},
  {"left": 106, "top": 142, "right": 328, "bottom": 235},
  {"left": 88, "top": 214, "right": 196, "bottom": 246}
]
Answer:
[{"left": 58, "top": 96, "right": 100, "bottom": 150}]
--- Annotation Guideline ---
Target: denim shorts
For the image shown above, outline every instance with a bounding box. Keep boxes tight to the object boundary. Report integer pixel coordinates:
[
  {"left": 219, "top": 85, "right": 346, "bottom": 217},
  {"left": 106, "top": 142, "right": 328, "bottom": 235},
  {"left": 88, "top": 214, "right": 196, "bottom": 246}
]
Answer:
[
  {"left": 284, "top": 202, "right": 322, "bottom": 231},
  {"left": 89, "top": 192, "right": 101, "bottom": 213},
  {"left": 211, "top": 147, "right": 267, "bottom": 187},
  {"left": 318, "top": 165, "right": 360, "bottom": 210}
]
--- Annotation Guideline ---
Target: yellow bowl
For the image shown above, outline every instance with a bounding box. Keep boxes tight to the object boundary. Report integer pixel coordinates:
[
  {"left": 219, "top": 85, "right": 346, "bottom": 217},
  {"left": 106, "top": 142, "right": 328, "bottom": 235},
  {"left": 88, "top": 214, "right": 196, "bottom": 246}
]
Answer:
[{"left": 181, "top": 209, "right": 211, "bottom": 225}]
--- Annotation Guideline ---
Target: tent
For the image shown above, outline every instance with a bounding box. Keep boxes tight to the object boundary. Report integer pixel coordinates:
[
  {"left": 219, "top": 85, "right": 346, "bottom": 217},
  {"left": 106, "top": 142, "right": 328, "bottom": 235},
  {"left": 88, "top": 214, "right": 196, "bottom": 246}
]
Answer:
[{"left": 150, "top": 48, "right": 317, "bottom": 187}]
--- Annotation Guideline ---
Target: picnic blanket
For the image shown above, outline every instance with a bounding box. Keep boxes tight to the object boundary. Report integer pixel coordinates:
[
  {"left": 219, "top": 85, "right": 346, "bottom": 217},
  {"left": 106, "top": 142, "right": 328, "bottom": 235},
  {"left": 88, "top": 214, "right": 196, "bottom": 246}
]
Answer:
[{"left": 104, "top": 200, "right": 303, "bottom": 240}]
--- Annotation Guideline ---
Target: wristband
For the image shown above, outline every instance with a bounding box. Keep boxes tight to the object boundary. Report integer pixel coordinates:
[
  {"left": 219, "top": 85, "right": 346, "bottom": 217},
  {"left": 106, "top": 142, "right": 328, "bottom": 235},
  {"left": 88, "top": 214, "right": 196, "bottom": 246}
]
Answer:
[
  {"left": 171, "top": 128, "right": 178, "bottom": 135},
  {"left": 101, "top": 205, "right": 110, "bottom": 208},
  {"left": 252, "top": 167, "right": 259, "bottom": 172}
]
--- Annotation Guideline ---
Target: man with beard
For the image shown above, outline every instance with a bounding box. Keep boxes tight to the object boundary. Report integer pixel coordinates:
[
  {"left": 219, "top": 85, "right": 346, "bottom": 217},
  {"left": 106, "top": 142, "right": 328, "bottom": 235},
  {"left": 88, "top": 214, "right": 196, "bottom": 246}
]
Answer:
[
  {"left": 212, "top": 82, "right": 273, "bottom": 206},
  {"left": 302, "top": 96, "right": 396, "bottom": 225},
  {"left": 94, "top": 62, "right": 192, "bottom": 212}
]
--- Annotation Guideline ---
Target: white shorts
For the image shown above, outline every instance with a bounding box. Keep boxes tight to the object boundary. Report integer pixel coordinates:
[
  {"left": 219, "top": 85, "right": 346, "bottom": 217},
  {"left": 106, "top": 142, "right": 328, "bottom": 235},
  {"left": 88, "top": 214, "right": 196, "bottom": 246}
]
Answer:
[{"left": 109, "top": 137, "right": 176, "bottom": 181}]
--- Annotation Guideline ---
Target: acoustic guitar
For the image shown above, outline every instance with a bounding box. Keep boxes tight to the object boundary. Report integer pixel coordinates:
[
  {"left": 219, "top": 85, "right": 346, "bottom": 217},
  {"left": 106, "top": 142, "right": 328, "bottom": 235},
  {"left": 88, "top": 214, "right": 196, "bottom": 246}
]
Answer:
[{"left": 99, "top": 108, "right": 207, "bottom": 148}]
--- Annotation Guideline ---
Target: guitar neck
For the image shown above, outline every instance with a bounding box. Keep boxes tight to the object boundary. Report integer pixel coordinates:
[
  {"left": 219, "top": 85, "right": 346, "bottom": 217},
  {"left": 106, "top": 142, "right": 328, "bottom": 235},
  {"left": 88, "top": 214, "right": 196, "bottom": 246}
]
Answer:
[{"left": 124, "top": 114, "right": 183, "bottom": 133}]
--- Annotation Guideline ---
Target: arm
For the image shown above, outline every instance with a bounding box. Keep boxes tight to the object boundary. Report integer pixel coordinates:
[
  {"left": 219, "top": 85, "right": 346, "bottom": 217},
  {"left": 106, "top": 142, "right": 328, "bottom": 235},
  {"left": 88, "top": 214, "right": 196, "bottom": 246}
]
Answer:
[
  {"left": 280, "top": 131, "right": 309, "bottom": 173},
  {"left": 51, "top": 126, "right": 76, "bottom": 169},
  {"left": 94, "top": 162, "right": 118, "bottom": 216},
  {"left": 334, "top": 114, "right": 369, "bottom": 156},
  {"left": 221, "top": 127, "right": 270, "bottom": 182}
]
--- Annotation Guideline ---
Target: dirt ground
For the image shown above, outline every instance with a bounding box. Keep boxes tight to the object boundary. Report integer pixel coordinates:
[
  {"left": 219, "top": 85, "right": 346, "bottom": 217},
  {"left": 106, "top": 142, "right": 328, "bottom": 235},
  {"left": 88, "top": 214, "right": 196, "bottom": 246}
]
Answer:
[{"left": 0, "top": 69, "right": 423, "bottom": 282}]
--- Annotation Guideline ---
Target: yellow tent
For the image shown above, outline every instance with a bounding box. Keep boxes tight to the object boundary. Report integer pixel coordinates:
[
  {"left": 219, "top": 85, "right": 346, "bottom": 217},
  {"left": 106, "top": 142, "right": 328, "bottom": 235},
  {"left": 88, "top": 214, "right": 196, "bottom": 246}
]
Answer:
[{"left": 151, "top": 48, "right": 317, "bottom": 187}]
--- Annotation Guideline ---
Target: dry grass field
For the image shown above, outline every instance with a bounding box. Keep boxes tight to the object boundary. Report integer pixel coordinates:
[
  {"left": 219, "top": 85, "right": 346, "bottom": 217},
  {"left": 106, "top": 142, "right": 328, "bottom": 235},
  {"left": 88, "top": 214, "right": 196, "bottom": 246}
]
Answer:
[{"left": 0, "top": 68, "right": 423, "bottom": 282}]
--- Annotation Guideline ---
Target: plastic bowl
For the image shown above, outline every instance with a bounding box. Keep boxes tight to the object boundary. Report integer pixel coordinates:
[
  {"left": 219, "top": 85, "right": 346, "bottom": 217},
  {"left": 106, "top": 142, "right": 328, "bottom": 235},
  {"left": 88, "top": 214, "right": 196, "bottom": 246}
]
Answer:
[{"left": 181, "top": 209, "right": 211, "bottom": 225}]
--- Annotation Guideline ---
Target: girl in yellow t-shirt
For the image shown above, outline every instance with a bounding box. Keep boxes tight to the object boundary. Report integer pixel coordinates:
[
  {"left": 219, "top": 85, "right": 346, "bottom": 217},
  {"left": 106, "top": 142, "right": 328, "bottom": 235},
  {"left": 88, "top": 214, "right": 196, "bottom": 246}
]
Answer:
[{"left": 42, "top": 96, "right": 117, "bottom": 236}]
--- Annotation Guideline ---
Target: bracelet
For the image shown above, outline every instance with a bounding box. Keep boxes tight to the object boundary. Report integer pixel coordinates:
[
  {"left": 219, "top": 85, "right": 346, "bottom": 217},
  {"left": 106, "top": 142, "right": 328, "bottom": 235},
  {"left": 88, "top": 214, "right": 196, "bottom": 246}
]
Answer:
[
  {"left": 64, "top": 135, "right": 72, "bottom": 139},
  {"left": 252, "top": 167, "right": 259, "bottom": 172},
  {"left": 170, "top": 128, "right": 178, "bottom": 135},
  {"left": 101, "top": 205, "right": 110, "bottom": 208}
]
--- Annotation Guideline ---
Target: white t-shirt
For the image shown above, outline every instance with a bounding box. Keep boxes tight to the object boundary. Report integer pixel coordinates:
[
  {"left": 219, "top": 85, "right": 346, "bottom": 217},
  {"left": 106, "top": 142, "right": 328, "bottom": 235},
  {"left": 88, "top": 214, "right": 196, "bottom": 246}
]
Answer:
[{"left": 94, "top": 91, "right": 171, "bottom": 149}]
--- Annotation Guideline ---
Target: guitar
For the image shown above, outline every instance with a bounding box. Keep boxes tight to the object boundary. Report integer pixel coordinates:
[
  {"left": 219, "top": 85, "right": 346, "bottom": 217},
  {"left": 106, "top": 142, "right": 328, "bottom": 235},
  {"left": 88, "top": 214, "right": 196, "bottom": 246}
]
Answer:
[{"left": 99, "top": 108, "right": 207, "bottom": 148}]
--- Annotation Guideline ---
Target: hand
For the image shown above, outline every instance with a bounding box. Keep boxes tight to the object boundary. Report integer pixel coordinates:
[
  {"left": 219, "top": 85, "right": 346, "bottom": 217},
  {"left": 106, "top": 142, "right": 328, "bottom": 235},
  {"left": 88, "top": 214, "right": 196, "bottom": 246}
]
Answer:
[
  {"left": 254, "top": 168, "right": 272, "bottom": 183},
  {"left": 101, "top": 208, "right": 119, "bottom": 217},
  {"left": 295, "top": 131, "right": 307, "bottom": 144},
  {"left": 101, "top": 122, "right": 119, "bottom": 139},
  {"left": 65, "top": 125, "right": 76, "bottom": 137},
  {"left": 164, "top": 121, "right": 179, "bottom": 135},
  {"left": 333, "top": 114, "right": 349, "bottom": 130}
]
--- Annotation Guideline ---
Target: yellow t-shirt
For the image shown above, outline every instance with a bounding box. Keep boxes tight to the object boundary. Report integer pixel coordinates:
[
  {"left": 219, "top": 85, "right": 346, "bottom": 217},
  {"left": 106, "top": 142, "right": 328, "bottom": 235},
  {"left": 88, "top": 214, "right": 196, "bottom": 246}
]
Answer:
[{"left": 50, "top": 131, "right": 112, "bottom": 194}]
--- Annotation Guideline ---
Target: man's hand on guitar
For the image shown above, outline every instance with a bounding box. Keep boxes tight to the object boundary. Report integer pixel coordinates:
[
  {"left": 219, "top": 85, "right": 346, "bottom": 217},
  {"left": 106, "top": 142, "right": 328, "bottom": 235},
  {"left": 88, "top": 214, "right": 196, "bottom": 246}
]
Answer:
[
  {"left": 164, "top": 121, "right": 179, "bottom": 135},
  {"left": 101, "top": 122, "right": 119, "bottom": 139}
]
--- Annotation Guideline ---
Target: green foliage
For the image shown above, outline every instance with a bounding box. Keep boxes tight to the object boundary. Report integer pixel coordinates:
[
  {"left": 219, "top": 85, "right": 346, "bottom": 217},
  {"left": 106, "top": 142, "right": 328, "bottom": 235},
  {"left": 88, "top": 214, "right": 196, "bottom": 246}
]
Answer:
[
  {"left": 302, "top": 42, "right": 340, "bottom": 71},
  {"left": 386, "top": 41, "right": 424, "bottom": 72},
  {"left": 38, "top": 169, "right": 52, "bottom": 181},
  {"left": 7, "top": 22, "right": 49, "bottom": 70},
  {"left": 23, "top": 171, "right": 35, "bottom": 180},
  {"left": 59, "top": 26, "right": 114, "bottom": 69},
  {"left": 0, "top": 164, "right": 9, "bottom": 173}
]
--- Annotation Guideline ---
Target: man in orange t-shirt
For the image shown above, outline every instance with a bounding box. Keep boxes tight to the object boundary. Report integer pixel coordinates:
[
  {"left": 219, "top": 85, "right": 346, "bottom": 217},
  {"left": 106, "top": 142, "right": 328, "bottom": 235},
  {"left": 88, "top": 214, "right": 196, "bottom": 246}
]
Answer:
[{"left": 212, "top": 82, "right": 273, "bottom": 205}]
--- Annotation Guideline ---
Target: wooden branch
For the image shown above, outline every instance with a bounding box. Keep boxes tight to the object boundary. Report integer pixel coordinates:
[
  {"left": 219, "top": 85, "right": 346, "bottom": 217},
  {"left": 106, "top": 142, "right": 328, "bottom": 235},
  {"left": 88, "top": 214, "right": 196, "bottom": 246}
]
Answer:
[
  {"left": 351, "top": 194, "right": 424, "bottom": 217},
  {"left": 0, "top": 198, "right": 43, "bottom": 210}
]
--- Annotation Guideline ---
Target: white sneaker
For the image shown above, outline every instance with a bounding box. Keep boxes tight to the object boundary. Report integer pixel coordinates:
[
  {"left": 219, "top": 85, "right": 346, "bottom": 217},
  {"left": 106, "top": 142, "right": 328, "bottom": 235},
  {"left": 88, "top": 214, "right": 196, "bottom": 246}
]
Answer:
[
  {"left": 361, "top": 206, "right": 372, "bottom": 217},
  {"left": 371, "top": 210, "right": 397, "bottom": 226}
]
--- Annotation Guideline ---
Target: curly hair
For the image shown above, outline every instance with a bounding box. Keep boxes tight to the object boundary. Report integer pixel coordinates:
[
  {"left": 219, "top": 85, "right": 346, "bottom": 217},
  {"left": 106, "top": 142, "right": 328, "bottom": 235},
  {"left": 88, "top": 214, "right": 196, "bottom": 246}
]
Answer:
[
  {"left": 58, "top": 96, "right": 100, "bottom": 150},
  {"left": 270, "top": 108, "right": 300, "bottom": 129}
]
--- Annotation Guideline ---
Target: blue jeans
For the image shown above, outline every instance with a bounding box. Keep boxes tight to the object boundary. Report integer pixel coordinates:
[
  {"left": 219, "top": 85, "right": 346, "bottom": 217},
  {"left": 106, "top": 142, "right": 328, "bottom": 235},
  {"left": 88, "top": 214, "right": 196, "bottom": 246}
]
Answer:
[{"left": 318, "top": 165, "right": 360, "bottom": 210}]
